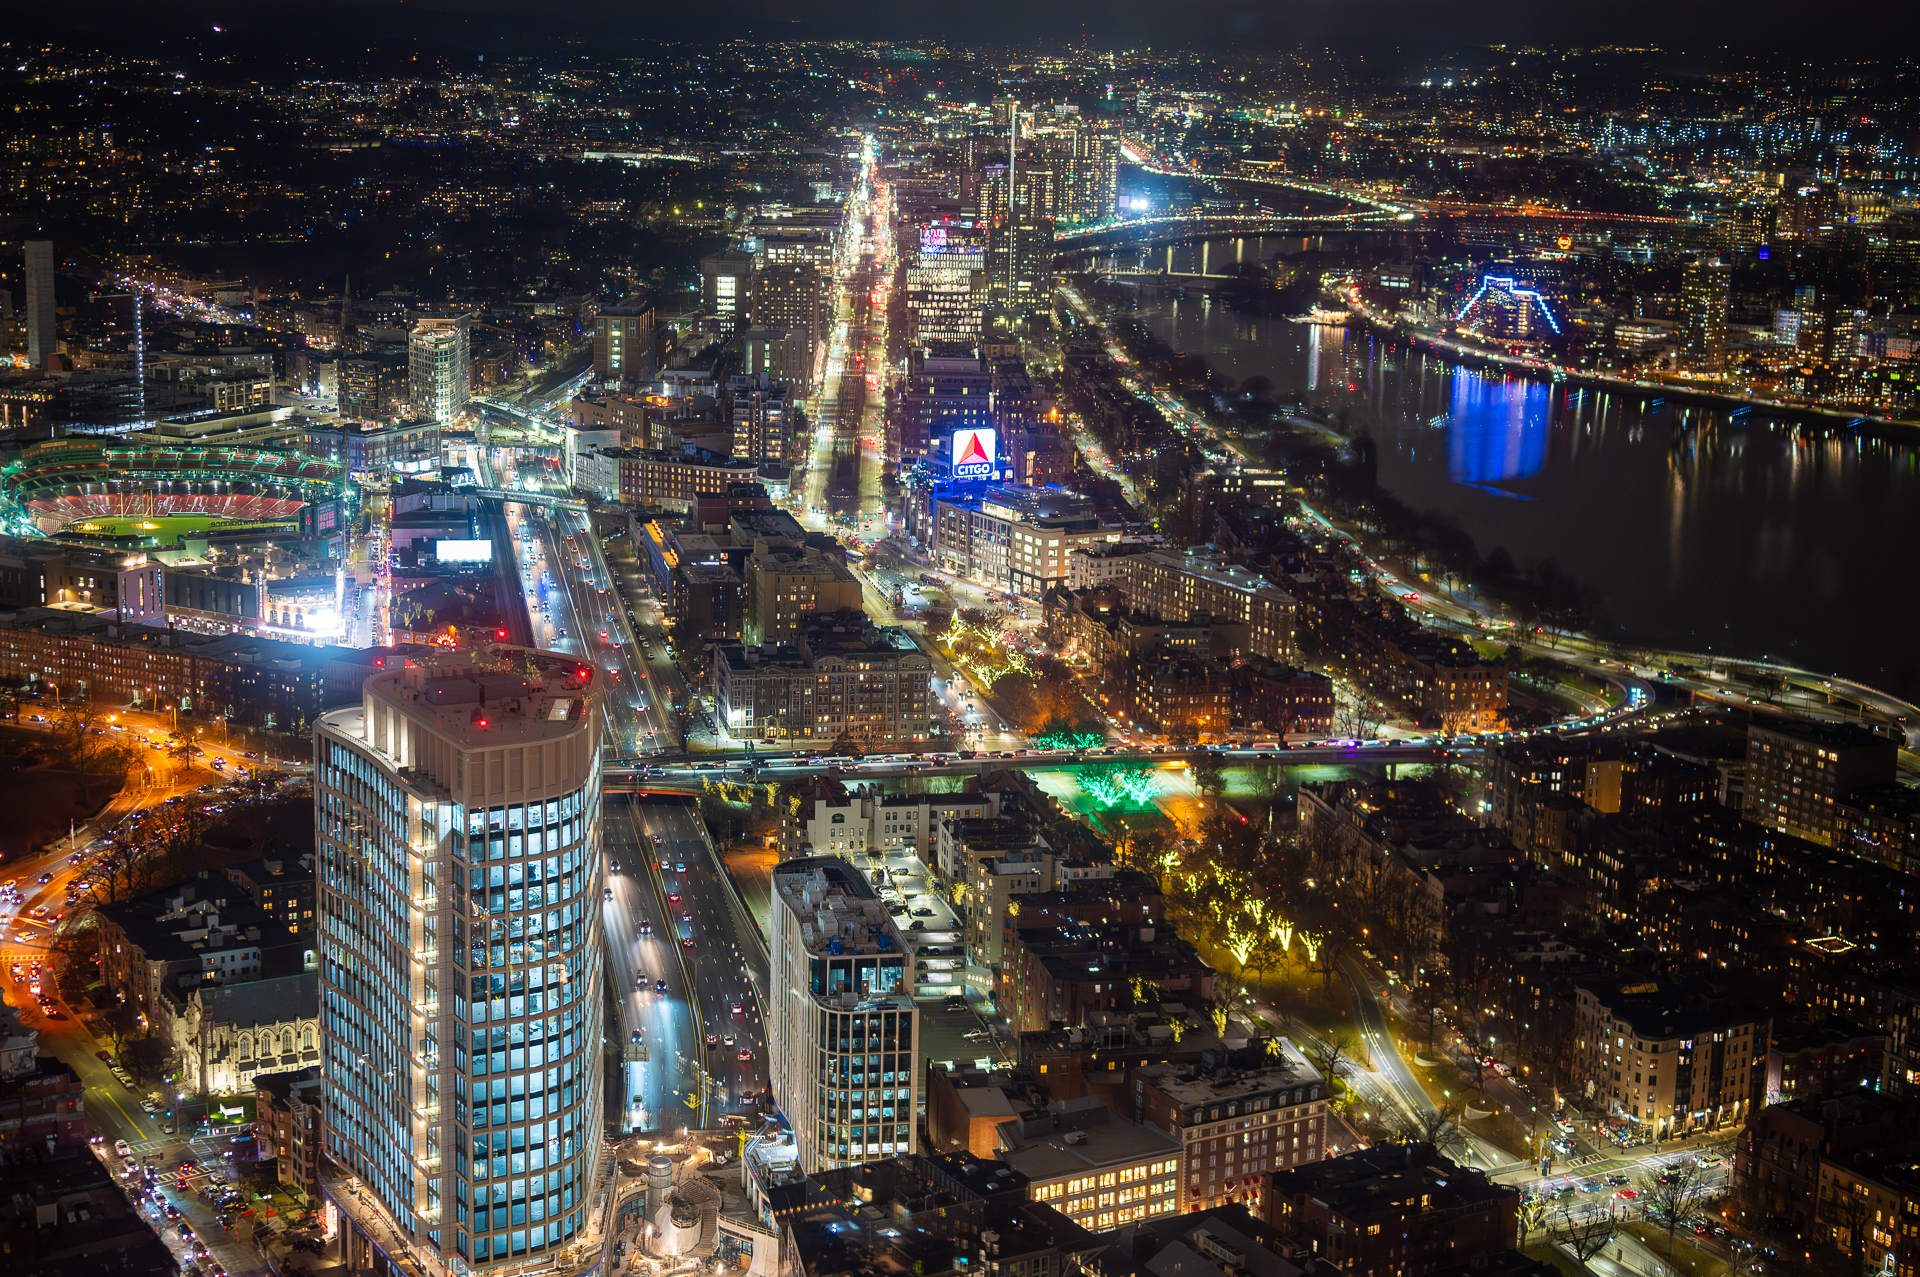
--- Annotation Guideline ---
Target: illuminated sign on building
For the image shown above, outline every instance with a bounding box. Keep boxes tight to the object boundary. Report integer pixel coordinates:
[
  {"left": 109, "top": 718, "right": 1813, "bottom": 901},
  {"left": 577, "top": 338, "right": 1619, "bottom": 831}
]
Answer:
[
  {"left": 920, "top": 226, "right": 949, "bottom": 254},
  {"left": 951, "top": 428, "right": 997, "bottom": 479},
  {"left": 437, "top": 539, "right": 494, "bottom": 563}
]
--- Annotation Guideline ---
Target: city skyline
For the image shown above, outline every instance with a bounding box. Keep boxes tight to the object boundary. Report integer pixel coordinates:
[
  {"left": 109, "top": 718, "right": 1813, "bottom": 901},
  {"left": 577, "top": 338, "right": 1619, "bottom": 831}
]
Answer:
[{"left": 1, "top": 23, "right": 1918, "bottom": 1277}]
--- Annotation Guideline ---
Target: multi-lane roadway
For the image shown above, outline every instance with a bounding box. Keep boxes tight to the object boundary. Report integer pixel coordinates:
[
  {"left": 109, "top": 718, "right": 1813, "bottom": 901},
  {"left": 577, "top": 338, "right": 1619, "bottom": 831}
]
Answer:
[{"left": 482, "top": 450, "right": 769, "bottom": 1136}]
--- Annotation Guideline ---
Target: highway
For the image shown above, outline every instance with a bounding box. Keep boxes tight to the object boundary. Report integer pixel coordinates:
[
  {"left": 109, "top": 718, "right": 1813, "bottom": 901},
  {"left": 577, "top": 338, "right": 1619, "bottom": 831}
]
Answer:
[
  {"left": 632, "top": 797, "right": 768, "bottom": 1121},
  {"left": 477, "top": 445, "right": 768, "bottom": 1136},
  {"left": 601, "top": 797, "right": 691, "bottom": 1135}
]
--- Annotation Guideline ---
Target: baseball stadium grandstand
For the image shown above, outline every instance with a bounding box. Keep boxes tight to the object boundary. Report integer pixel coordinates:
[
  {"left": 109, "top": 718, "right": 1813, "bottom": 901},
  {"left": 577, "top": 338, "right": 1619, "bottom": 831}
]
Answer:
[{"left": 0, "top": 438, "right": 346, "bottom": 534}]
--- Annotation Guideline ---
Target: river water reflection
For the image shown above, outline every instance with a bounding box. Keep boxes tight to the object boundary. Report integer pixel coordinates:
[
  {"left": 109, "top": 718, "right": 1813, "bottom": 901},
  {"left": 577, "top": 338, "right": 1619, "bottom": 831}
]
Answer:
[{"left": 1096, "top": 239, "right": 1920, "bottom": 691}]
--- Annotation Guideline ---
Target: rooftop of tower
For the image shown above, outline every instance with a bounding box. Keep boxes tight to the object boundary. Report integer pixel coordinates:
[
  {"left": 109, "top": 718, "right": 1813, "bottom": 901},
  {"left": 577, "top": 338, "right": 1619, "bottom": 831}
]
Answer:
[{"left": 322, "top": 644, "right": 599, "bottom": 750}]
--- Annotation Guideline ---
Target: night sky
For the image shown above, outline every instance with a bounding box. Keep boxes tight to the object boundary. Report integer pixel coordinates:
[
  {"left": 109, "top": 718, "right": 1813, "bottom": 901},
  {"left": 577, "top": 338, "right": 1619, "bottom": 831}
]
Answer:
[{"left": 26, "top": 0, "right": 1879, "bottom": 59}]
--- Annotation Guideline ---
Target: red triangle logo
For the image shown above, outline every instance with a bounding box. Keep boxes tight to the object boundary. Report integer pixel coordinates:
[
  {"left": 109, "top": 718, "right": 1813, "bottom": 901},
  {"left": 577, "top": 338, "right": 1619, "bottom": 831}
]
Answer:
[{"left": 958, "top": 432, "right": 991, "bottom": 465}]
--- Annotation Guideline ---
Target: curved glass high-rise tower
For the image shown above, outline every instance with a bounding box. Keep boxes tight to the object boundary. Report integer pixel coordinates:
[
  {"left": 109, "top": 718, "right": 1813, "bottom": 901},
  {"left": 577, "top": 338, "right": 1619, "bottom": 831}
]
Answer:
[{"left": 316, "top": 647, "right": 605, "bottom": 1277}]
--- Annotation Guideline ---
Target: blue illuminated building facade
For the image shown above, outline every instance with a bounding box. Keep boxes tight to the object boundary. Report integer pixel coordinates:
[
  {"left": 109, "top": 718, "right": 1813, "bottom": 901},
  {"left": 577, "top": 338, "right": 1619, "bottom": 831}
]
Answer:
[
  {"left": 1454, "top": 274, "right": 1564, "bottom": 342},
  {"left": 316, "top": 649, "right": 606, "bottom": 1277}
]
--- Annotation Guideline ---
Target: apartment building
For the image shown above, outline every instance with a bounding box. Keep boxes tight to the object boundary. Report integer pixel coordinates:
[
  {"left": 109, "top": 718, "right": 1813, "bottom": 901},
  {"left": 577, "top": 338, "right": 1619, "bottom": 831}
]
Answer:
[
  {"left": 616, "top": 448, "right": 769, "bottom": 510},
  {"left": 1265, "top": 1144, "right": 1518, "bottom": 1274},
  {"left": 1743, "top": 719, "right": 1897, "bottom": 847},
  {"left": 1118, "top": 551, "right": 1295, "bottom": 663},
  {"left": 769, "top": 859, "right": 918, "bottom": 1173},
  {"left": 714, "top": 609, "right": 934, "bottom": 747},
  {"left": 745, "top": 543, "right": 862, "bottom": 647},
  {"left": 1135, "top": 1049, "right": 1329, "bottom": 1214},
  {"left": 255, "top": 1066, "right": 326, "bottom": 1197},
  {"left": 1571, "top": 981, "right": 1769, "bottom": 1139}
]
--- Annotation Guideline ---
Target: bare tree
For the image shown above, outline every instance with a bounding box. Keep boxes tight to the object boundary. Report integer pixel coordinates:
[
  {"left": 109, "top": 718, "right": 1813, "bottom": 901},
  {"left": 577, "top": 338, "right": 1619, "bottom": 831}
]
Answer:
[
  {"left": 166, "top": 733, "right": 199, "bottom": 773},
  {"left": 52, "top": 701, "right": 138, "bottom": 803},
  {"left": 1303, "top": 1030, "right": 1354, "bottom": 1086},
  {"left": 87, "top": 800, "right": 213, "bottom": 905},
  {"left": 1639, "top": 1161, "right": 1715, "bottom": 1264},
  {"left": 1394, "top": 1100, "right": 1470, "bottom": 1163},
  {"left": 1549, "top": 1206, "right": 1618, "bottom": 1268}
]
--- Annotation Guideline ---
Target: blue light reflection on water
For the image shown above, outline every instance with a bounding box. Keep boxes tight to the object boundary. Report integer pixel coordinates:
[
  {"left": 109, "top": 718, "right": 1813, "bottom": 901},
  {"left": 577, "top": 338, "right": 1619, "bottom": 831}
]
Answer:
[
  {"left": 1447, "top": 370, "right": 1550, "bottom": 489},
  {"left": 1108, "top": 255, "right": 1920, "bottom": 687}
]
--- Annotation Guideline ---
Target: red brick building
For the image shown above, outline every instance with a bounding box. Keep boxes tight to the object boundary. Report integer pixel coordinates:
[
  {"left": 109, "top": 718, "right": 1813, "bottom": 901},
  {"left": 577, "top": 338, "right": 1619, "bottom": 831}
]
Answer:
[
  {"left": 1134, "top": 1049, "right": 1330, "bottom": 1215},
  {"left": 0, "top": 1057, "right": 87, "bottom": 1155}
]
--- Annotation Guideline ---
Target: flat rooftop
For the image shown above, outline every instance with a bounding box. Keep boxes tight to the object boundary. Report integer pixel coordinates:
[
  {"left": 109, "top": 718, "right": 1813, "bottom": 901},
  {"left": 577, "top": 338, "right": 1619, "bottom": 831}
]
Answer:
[
  {"left": 329, "top": 646, "right": 599, "bottom": 750},
  {"left": 996, "top": 1096, "right": 1181, "bottom": 1183},
  {"left": 773, "top": 857, "right": 909, "bottom": 962}
]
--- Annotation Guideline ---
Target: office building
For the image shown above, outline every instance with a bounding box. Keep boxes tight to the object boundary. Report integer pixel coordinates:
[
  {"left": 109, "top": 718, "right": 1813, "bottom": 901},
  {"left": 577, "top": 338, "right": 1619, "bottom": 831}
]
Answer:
[
  {"left": 1743, "top": 718, "right": 1897, "bottom": 846},
  {"left": 984, "top": 1094, "right": 1183, "bottom": 1230},
  {"left": 24, "top": 240, "right": 57, "bottom": 371},
  {"left": 409, "top": 316, "right": 472, "bottom": 424},
  {"left": 337, "top": 351, "right": 411, "bottom": 424},
  {"left": 1134, "top": 1049, "right": 1329, "bottom": 1214},
  {"left": 1265, "top": 1145, "right": 1519, "bottom": 1273},
  {"left": 741, "top": 326, "right": 818, "bottom": 395},
  {"left": 593, "top": 301, "right": 655, "bottom": 383},
  {"left": 304, "top": 416, "right": 444, "bottom": 478},
  {"left": 905, "top": 212, "right": 987, "bottom": 348},
  {"left": 715, "top": 609, "right": 933, "bottom": 747},
  {"left": 700, "top": 250, "right": 756, "bottom": 336},
  {"left": 315, "top": 648, "right": 606, "bottom": 1275},
  {"left": 0, "top": 536, "right": 163, "bottom": 623},
  {"left": 769, "top": 858, "right": 918, "bottom": 1172},
  {"left": 930, "top": 486, "right": 1118, "bottom": 599},
  {"left": 1682, "top": 258, "right": 1731, "bottom": 371}
]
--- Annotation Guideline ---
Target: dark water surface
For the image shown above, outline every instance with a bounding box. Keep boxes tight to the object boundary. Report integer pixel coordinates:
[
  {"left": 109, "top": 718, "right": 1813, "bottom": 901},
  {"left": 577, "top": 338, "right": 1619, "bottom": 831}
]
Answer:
[{"left": 1098, "top": 239, "right": 1920, "bottom": 690}]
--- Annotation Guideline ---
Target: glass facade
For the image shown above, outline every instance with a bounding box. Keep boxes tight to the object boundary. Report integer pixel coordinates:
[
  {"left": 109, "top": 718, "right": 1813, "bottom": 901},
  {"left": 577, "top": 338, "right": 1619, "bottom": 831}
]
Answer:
[
  {"left": 318, "top": 695, "right": 603, "bottom": 1275},
  {"left": 814, "top": 1003, "right": 913, "bottom": 1162}
]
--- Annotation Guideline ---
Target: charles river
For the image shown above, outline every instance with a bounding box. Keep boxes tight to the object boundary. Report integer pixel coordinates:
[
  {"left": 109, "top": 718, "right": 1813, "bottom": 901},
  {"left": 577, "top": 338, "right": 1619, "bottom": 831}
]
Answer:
[{"left": 1093, "top": 236, "right": 1920, "bottom": 696}]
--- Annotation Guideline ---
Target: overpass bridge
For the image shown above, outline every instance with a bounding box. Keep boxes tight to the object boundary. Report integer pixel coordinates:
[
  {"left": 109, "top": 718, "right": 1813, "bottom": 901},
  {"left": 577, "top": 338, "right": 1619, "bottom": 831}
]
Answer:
[
  {"left": 459, "top": 485, "right": 588, "bottom": 512},
  {"left": 1056, "top": 210, "right": 1401, "bottom": 251},
  {"left": 601, "top": 742, "right": 1464, "bottom": 791}
]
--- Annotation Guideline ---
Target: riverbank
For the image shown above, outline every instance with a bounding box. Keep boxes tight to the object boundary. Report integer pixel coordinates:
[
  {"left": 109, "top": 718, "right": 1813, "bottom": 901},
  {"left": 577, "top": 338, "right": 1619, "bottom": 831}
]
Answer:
[
  {"left": 1342, "top": 294, "right": 1919, "bottom": 439},
  {"left": 1054, "top": 283, "right": 1920, "bottom": 745}
]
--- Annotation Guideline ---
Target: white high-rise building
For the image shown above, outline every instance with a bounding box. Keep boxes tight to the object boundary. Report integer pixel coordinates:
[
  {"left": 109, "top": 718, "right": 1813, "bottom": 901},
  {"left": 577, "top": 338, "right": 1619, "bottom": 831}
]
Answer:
[
  {"left": 768, "top": 858, "right": 918, "bottom": 1173},
  {"left": 409, "top": 315, "right": 472, "bottom": 423},
  {"left": 315, "top": 647, "right": 606, "bottom": 1277}
]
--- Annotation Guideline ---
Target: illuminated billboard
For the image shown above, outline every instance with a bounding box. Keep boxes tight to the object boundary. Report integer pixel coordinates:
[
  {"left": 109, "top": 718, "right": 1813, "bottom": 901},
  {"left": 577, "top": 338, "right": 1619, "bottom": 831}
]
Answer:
[
  {"left": 951, "top": 428, "right": 997, "bottom": 480},
  {"left": 437, "top": 539, "right": 494, "bottom": 563}
]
